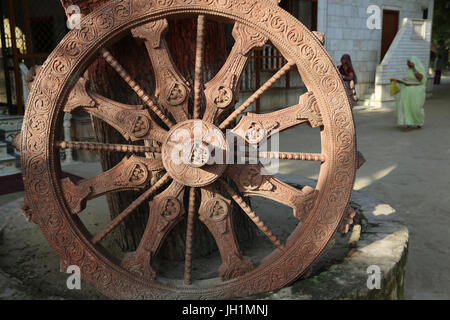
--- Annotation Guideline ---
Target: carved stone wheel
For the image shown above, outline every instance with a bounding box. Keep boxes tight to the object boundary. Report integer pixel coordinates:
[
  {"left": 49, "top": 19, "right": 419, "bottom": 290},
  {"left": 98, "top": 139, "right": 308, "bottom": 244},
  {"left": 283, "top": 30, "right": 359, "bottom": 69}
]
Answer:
[{"left": 20, "top": 0, "right": 357, "bottom": 299}]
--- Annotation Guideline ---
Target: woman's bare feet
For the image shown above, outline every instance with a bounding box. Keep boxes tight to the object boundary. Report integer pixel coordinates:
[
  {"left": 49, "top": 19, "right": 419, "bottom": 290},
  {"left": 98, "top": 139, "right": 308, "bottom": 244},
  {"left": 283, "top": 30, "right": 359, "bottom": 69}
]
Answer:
[{"left": 402, "top": 126, "right": 414, "bottom": 132}]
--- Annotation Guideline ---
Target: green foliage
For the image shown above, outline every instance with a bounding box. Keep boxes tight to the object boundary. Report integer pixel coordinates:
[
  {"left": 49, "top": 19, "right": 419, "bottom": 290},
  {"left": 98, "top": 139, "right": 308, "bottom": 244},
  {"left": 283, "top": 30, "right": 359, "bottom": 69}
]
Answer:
[{"left": 433, "top": 0, "right": 450, "bottom": 54}]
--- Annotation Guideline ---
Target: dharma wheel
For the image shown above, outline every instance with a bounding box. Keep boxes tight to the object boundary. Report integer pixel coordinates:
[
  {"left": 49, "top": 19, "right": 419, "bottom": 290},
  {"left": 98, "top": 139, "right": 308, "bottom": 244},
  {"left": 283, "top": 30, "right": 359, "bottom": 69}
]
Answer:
[{"left": 17, "top": 0, "right": 358, "bottom": 299}]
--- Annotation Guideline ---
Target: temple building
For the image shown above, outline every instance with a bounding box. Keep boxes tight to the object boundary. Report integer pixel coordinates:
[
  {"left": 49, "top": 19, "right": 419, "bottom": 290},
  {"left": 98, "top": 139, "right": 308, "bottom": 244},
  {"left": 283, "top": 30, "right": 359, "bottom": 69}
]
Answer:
[{"left": 0, "top": 0, "right": 437, "bottom": 174}]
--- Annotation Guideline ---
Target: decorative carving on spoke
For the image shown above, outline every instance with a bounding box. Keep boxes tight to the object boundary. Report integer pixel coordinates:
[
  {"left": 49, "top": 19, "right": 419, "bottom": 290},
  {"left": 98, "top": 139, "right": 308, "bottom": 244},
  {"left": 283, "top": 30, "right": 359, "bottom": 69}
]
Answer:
[
  {"left": 56, "top": 141, "right": 162, "bottom": 154},
  {"left": 240, "top": 166, "right": 274, "bottom": 191},
  {"left": 60, "top": 178, "right": 92, "bottom": 215},
  {"left": 158, "top": 196, "right": 182, "bottom": 231},
  {"left": 123, "top": 162, "right": 149, "bottom": 186},
  {"left": 207, "top": 198, "right": 229, "bottom": 223},
  {"left": 64, "top": 78, "right": 167, "bottom": 143},
  {"left": 121, "top": 181, "right": 185, "bottom": 280},
  {"left": 203, "top": 23, "right": 267, "bottom": 123},
  {"left": 166, "top": 82, "right": 187, "bottom": 106},
  {"left": 64, "top": 78, "right": 96, "bottom": 111},
  {"left": 193, "top": 15, "right": 206, "bottom": 120},
  {"left": 132, "top": 20, "right": 190, "bottom": 123},
  {"left": 247, "top": 121, "right": 279, "bottom": 145},
  {"left": 101, "top": 48, "right": 175, "bottom": 128},
  {"left": 61, "top": 155, "right": 164, "bottom": 214},
  {"left": 199, "top": 185, "right": 254, "bottom": 281},
  {"left": 232, "top": 92, "right": 322, "bottom": 143},
  {"left": 92, "top": 173, "right": 171, "bottom": 245},
  {"left": 184, "top": 187, "right": 197, "bottom": 284},
  {"left": 296, "top": 92, "right": 323, "bottom": 128},
  {"left": 227, "top": 164, "right": 319, "bottom": 221},
  {"left": 219, "top": 179, "right": 285, "bottom": 251},
  {"left": 219, "top": 61, "right": 295, "bottom": 130},
  {"left": 214, "top": 86, "right": 233, "bottom": 109}
]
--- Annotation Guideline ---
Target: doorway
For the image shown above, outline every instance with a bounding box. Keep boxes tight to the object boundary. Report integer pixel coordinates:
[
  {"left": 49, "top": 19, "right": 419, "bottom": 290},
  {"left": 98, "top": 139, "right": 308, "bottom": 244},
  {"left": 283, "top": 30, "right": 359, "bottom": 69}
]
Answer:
[{"left": 380, "top": 10, "right": 399, "bottom": 62}]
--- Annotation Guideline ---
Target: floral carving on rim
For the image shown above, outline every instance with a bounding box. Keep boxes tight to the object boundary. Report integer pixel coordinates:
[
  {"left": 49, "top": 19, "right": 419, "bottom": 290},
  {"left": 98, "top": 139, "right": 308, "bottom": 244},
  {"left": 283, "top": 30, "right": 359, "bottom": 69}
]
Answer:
[{"left": 20, "top": 0, "right": 356, "bottom": 300}]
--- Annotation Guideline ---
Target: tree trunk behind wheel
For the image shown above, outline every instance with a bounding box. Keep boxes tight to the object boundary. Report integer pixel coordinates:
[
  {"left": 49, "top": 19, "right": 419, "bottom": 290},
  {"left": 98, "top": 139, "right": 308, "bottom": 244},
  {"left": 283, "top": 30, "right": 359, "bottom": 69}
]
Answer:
[{"left": 60, "top": 0, "right": 258, "bottom": 259}]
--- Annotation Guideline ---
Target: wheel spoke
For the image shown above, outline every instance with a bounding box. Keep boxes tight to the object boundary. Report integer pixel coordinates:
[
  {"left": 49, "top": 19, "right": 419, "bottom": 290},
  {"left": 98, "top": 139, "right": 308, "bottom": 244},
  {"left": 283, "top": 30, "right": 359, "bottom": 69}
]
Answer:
[
  {"left": 219, "top": 60, "right": 295, "bottom": 130},
  {"left": 231, "top": 92, "right": 323, "bottom": 143},
  {"left": 198, "top": 184, "right": 254, "bottom": 281},
  {"left": 92, "top": 173, "right": 171, "bottom": 245},
  {"left": 57, "top": 141, "right": 161, "bottom": 154},
  {"left": 245, "top": 151, "right": 325, "bottom": 162},
  {"left": 203, "top": 23, "right": 267, "bottom": 123},
  {"left": 184, "top": 187, "right": 196, "bottom": 284},
  {"left": 65, "top": 78, "right": 168, "bottom": 143},
  {"left": 121, "top": 181, "right": 185, "bottom": 280},
  {"left": 219, "top": 179, "right": 284, "bottom": 251},
  {"left": 21, "top": 0, "right": 359, "bottom": 299},
  {"left": 101, "top": 48, "right": 175, "bottom": 128},
  {"left": 193, "top": 15, "right": 206, "bottom": 119},
  {"left": 61, "top": 155, "right": 164, "bottom": 214},
  {"left": 132, "top": 20, "right": 190, "bottom": 123},
  {"left": 226, "top": 164, "right": 318, "bottom": 221}
]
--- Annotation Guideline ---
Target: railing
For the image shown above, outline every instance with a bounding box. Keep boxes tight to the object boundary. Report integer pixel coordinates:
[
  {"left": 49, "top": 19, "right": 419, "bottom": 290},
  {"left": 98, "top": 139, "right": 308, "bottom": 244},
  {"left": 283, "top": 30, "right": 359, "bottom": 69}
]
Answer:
[
  {"left": 261, "top": 44, "right": 287, "bottom": 72},
  {"left": 241, "top": 44, "right": 291, "bottom": 93}
]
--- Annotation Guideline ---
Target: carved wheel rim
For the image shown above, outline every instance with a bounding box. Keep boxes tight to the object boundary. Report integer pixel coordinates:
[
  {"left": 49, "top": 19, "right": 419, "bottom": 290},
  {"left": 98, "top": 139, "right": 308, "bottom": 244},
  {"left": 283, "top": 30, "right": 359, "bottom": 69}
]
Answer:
[{"left": 21, "top": 0, "right": 356, "bottom": 299}]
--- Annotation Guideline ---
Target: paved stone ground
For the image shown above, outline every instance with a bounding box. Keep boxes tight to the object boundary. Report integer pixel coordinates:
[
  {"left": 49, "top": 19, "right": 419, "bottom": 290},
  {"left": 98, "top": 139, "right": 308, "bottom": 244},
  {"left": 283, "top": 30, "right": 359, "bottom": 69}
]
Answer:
[
  {"left": 355, "top": 79, "right": 450, "bottom": 300},
  {"left": 0, "top": 177, "right": 407, "bottom": 300},
  {"left": 256, "top": 176, "right": 408, "bottom": 300},
  {"left": 0, "top": 78, "right": 448, "bottom": 300},
  {"left": 276, "top": 76, "right": 450, "bottom": 299}
]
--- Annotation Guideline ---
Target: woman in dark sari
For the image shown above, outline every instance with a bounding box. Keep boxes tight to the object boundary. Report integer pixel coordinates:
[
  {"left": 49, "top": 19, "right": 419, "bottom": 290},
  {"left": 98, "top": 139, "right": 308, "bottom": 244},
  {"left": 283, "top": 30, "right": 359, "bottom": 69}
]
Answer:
[{"left": 338, "top": 54, "right": 358, "bottom": 106}]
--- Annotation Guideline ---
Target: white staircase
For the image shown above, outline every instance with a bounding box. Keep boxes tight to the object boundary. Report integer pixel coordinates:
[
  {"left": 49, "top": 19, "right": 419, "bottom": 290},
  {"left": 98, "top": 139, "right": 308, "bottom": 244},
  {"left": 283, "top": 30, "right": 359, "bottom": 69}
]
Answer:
[
  {"left": 356, "top": 85, "right": 376, "bottom": 109},
  {"left": 372, "top": 18, "right": 432, "bottom": 109}
]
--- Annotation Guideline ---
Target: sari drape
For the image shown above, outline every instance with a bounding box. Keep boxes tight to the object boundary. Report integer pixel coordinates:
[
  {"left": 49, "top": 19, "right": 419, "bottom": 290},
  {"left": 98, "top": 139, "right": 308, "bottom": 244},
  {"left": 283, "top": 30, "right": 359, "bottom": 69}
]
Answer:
[{"left": 395, "top": 56, "right": 426, "bottom": 126}]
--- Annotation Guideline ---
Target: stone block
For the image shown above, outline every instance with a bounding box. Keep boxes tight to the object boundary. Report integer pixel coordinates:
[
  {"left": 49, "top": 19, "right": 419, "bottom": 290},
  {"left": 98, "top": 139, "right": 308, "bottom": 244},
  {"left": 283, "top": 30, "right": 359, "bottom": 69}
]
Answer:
[
  {"left": 329, "top": 16, "right": 341, "bottom": 28},
  {"left": 252, "top": 175, "right": 409, "bottom": 300},
  {"left": 0, "top": 142, "right": 8, "bottom": 158}
]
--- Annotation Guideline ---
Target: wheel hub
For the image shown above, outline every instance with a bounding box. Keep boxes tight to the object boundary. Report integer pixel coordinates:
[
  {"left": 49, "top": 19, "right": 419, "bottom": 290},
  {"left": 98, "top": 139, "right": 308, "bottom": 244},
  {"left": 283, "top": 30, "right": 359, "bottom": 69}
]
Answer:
[
  {"left": 183, "top": 140, "right": 210, "bottom": 168},
  {"left": 162, "top": 120, "right": 227, "bottom": 187},
  {"left": 19, "top": 0, "right": 358, "bottom": 300}
]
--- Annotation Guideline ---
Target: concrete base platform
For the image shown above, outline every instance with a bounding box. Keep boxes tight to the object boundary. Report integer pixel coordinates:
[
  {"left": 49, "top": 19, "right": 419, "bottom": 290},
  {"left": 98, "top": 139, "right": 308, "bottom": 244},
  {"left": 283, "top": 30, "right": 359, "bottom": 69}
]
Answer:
[
  {"left": 0, "top": 174, "right": 407, "bottom": 300},
  {"left": 252, "top": 175, "right": 409, "bottom": 300}
]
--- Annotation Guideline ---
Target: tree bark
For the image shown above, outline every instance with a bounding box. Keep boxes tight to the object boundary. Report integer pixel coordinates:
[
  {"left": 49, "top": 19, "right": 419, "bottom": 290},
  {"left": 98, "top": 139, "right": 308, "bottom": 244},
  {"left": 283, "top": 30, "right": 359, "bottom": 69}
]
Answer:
[{"left": 60, "top": 0, "right": 257, "bottom": 259}]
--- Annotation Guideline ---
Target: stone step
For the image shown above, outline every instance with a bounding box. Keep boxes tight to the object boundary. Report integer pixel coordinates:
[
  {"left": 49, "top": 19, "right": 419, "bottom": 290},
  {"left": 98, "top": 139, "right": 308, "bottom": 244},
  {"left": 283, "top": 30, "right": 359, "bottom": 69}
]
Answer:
[
  {"left": 362, "top": 87, "right": 375, "bottom": 99},
  {"left": 356, "top": 98, "right": 394, "bottom": 110},
  {"left": 0, "top": 128, "right": 20, "bottom": 143},
  {"left": 0, "top": 106, "right": 8, "bottom": 116},
  {"left": 361, "top": 100, "right": 373, "bottom": 107},
  {"left": 0, "top": 154, "right": 20, "bottom": 176},
  {"left": 0, "top": 141, "right": 7, "bottom": 155},
  {"left": 0, "top": 140, "right": 20, "bottom": 157},
  {"left": 356, "top": 96, "right": 376, "bottom": 108},
  {"left": 0, "top": 115, "right": 23, "bottom": 131}
]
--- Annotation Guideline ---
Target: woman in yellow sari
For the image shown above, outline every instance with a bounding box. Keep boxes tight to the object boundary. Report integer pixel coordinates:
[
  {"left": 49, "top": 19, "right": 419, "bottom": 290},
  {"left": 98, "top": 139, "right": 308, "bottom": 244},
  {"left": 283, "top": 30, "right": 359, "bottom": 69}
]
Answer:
[{"left": 390, "top": 56, "right": 426, "bottom": 132}]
